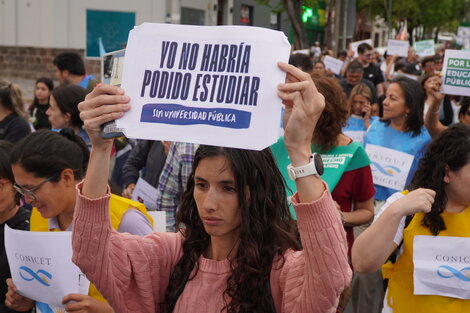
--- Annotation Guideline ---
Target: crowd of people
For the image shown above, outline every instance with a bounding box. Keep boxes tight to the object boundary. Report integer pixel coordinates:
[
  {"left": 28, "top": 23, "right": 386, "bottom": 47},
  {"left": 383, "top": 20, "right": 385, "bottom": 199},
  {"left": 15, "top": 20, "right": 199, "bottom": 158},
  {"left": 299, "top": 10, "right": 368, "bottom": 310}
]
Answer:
[{"left": 0, "top": 38, "right": 469, "bottom": 313}]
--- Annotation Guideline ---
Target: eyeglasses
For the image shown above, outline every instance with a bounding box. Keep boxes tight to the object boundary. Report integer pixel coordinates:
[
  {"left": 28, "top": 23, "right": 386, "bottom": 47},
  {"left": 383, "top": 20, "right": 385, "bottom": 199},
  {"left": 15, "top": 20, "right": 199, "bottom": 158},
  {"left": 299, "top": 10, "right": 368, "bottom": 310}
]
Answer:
[{"left": 13, "top": 174, "right": 58, "bottom": 202}]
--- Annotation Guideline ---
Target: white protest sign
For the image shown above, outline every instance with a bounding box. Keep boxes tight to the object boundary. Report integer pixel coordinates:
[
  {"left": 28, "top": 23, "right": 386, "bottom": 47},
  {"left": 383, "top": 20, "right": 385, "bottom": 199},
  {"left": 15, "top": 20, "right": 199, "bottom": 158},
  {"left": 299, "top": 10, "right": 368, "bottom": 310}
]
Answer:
[
  {"left": 323, "top": 55, "right": 343, "bottom": 75},
  {"left": 117, "top": 23, "right": 291, "bottom": 150},
  {"left": 5, "top": 226, "right": 89, "bottom": 308},
  {"left": 365, "top": 144, "right": 414, "bottom": 191},
  {"left": 292, "top": 49, "right": 309, "bottom": 55},
  {"left": 441, "top": 49, "right": 470, "bottom": 97},
  {"left": 413, "top": 40, "right": 435, "bottom": 57},
  {"left": 132, "top": 177, "right": 158, "bottom": 210},
  {"left": 343, "top": 130, "right": 365, "bottom": 144},
  {"left": 350, "top": 39, "right": 373, "bottom": 57},
  {"left": 414, "top": 235, "right": 470, "bottom": 299},
  {"left": 387, "top": 39, "right": 409, "bottom": 57}
]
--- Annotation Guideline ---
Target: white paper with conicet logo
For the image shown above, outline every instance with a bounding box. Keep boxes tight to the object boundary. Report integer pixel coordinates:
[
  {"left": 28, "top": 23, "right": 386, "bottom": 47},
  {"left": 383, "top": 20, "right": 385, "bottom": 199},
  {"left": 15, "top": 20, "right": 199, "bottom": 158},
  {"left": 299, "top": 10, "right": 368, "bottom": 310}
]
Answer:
[
  {"left": 414, "top": 235, "right": 470, "bottom": 299},
  {"left": 365, "top": 144, "right": 414, "bottom": 191},
  {"left": 4, "top": 226, "right": 89, "bottom": 309}
]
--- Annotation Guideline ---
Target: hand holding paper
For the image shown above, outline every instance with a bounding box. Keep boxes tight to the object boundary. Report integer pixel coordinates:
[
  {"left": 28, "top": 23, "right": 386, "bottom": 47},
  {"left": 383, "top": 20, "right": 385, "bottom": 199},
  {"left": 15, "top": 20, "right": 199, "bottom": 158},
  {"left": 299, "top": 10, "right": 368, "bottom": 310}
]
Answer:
[
  {"left": 5, "top": 278, "right": 35, "bottom": 312},
  {"left": 63, "top": 294, "right": 113, "bottom": 313}
]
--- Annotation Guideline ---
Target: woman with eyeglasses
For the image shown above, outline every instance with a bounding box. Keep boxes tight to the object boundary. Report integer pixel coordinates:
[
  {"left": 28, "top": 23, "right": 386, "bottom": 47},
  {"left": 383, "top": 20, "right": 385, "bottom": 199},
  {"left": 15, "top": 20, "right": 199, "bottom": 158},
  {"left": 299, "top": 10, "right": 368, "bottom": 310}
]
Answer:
[
  {"left": 5, "top": 129, "right": 154, "bottom": 313},
  {"left": 0, "top": 141, "right": 31, "bottom": 313}
]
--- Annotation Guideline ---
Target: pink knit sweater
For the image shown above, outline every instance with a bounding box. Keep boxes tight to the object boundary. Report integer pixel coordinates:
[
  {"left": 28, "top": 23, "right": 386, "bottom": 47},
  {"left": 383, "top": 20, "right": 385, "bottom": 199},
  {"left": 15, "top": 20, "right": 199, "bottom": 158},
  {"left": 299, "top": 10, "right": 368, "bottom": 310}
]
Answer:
[{"left": 72, "top": 182, "right": 351, "bottom": 313}]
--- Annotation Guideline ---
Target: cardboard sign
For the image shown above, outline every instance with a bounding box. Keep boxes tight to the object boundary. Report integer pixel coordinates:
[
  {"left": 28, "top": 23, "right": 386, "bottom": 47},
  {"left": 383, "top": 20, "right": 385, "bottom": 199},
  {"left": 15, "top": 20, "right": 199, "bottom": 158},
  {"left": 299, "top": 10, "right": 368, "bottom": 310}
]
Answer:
[
  {"left": 441, "top": 49, "right": 470, "bottom": 97},
  {"left": 323, "top": 55, "right": 343, "bottom": 75},
  {"left": 5, "top": 226, "right": 89, "bottom": 309},
  {"left": 365, "top": 144, "right": 414, "bottom": 191},
  {"left": 117, "top": 23, "right": 291, "bottom": 150},
  {"left": 351, "top": 39, "right": 373, "bottom": 57},
  {"left": 414, "top": 235, "right": 470, "bottom": 299},
  {"left": 387, "top": 39, "right": 409, "bottom": 57},
  {"left": 413, "top": 40, "right": 435, "bottom": 57}
]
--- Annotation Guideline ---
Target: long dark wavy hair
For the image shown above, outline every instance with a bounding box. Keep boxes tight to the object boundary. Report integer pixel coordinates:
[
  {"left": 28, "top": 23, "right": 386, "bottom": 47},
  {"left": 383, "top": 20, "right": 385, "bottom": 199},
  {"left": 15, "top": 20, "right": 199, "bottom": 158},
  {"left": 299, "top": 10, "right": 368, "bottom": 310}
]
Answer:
[
  {"left": 408, "top": 124, "right": 470, "bottom": 235},
  {"left": 162, "top": 145, "right": 300, "bottom": 313}
]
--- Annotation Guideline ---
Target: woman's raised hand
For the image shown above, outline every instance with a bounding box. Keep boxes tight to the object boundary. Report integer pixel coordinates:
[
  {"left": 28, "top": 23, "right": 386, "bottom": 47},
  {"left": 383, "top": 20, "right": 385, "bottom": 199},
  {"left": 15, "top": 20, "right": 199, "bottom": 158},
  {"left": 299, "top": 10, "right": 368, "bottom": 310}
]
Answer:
[
  {"left": 391, "top": 188, "right": 436, "bottom": 216},
  {"left": 277, "top": 62, "right": 325, "bottom": 164},
  {"left": 78, "top": 84, "right": 130, "bottom": 150}
]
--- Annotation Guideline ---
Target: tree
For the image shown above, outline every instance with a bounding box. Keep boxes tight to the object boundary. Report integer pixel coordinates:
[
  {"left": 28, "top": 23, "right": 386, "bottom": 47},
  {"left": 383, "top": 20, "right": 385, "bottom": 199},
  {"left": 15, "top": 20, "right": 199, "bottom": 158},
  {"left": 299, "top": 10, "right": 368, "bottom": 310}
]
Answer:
[
  {"left": 255, "top": 0, "right": 321, "bottom": 49},
  {"left": 358, "top": 0, "right": 470, "bottom": 43}
]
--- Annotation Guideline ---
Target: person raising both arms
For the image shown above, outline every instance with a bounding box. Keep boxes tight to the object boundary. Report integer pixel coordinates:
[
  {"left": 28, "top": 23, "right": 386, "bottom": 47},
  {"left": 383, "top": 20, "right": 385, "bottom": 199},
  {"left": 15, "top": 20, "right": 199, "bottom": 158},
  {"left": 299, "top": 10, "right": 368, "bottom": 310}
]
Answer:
[{"left": 71, "top": 62, "right": 351, "bottom": 313}]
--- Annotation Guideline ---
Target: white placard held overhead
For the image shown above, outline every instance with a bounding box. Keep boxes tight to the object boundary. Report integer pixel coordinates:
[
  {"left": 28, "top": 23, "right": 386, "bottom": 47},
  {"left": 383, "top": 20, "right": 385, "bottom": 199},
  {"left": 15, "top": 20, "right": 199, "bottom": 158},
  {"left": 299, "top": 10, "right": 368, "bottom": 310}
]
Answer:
[
  {"left": 117, "top": 23, "right": 291, "bottom": 150},
  {"left": 365, "top": 144, "right": 414, "bottom": 191},
  {"left": 387, "top": 40, "right": 410, "bottom": 57},
  {"left": 323, "top": 56, "right": 343, "bottom": 75},
  {"left": 350, "top": 39, "right": 373, "bottom": 57},
  {"left": 441, "top": 49, "right": 470, "bottom": 97},
  {"left": 5, "top": 226, "right": 89, "bottom": 309},
  {"left": 413, "top": 40, "right": 435, "bottom": 57}
]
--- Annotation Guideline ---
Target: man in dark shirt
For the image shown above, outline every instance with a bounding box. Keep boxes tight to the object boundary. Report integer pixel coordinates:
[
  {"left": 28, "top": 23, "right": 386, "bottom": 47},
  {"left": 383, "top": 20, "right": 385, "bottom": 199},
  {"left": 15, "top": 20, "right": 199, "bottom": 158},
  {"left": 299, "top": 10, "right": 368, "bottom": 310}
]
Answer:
[
  {"left": 339, "top": 61, "right": 378, "bottom": 104},
  {"left": 357, "top": 43, "right": 385, "bottom": 96}
]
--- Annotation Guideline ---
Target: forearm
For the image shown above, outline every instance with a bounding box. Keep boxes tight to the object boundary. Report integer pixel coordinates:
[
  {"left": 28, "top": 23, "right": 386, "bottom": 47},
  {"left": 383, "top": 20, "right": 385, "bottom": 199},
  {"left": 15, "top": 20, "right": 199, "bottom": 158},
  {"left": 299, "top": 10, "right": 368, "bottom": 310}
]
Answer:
[
  {"left": 342, "top": 208, "right": 373, "bottom": 227},
  {"left": 351, "top": 206, "right": 402, "bottom": 272},
  {"left": 83, "top": 145, "right": 113, "bottom": 198},
  {"left": 424, "top": 101, "right": 447, "bottom": 139}
]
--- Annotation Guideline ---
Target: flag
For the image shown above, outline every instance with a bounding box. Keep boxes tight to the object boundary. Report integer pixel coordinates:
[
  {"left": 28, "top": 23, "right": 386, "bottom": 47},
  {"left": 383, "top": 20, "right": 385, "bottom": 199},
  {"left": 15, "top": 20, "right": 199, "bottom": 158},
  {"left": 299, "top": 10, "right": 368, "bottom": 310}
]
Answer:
[
  {"left": 396, "top": 20, "right": 408, "bottom": 41},
  {"left": 98, "top": 37, "right": 106, "bottom": 56}
]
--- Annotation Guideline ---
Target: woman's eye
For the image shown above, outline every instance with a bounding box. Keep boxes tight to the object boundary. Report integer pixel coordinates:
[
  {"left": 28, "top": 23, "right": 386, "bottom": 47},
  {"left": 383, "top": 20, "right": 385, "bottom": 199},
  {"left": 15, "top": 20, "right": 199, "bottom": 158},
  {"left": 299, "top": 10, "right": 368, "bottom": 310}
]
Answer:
[{"left": 223, "top": 186, "right": 237, "bottom": 192}]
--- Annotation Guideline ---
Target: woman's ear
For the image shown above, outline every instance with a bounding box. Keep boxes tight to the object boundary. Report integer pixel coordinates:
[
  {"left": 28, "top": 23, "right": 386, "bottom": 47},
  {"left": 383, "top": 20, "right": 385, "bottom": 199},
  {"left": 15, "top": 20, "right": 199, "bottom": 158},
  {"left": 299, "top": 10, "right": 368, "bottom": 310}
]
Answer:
[
  {"left": 443, "top": 165, "right": 450, "bottom": 184},
  {"left": 60, "top": 168, "right": 76, "bottom": 187}
]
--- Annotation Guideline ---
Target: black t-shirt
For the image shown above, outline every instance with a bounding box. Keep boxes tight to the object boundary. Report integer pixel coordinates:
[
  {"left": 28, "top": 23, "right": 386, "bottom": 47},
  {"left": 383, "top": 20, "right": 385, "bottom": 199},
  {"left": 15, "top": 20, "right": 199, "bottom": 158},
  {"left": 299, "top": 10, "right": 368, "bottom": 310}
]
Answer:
[
  {"left": 0, "top": 207, "right": 31, "bottom": 313},
  {"left": 30, "top": 104, "right": 51, "bottom": 130},
  {"left": 362, "top": 63, "right": 384, "bottom": 87},
  {"left": 0, "top": 114, "right": 31, "bottom": 144}
]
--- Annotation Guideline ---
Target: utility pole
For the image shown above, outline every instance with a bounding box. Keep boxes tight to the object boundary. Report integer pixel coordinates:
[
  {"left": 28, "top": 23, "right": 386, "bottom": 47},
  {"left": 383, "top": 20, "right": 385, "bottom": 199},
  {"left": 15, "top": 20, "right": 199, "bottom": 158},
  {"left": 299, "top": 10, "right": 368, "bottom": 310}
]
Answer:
[{"left": 387, "top": 0, "right": 392, "bottom": 40}]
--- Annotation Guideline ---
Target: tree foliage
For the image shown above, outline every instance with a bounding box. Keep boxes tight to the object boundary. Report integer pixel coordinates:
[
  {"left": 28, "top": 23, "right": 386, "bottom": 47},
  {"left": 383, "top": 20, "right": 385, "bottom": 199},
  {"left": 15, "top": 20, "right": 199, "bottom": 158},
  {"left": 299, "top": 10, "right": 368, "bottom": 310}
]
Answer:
[{"left": 358, "top": 0, "right": 470, "bottom": 40}]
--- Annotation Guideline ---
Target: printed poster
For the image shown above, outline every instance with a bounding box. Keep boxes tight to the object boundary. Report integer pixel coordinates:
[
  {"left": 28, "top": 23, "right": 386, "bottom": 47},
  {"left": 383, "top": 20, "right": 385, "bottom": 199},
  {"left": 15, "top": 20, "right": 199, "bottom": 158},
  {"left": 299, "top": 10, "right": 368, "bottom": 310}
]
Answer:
[
  {"left": 343, "top": 130, "right": 365, "bottom": 144},
  {"left": 387, "top": 39, "right": 409, "bottom": 57},
  {"left": 5, "top": 226, "right": 89, "bottom": 309},
  {"left": 413, "top": 40, "right": 435, "bottom": 57},
  {"left": 441, "top": 49, "right": 470, "bottom": 97},
  {"left": 323, "top": 56, "right": 343, "bottom": 75},
  {"left": 117, "top": 23, "right": 291, "bottom": 150},
  {"left": 365, "top": 144, "right": 414, "bottom": 191},
  {"left": 414, "top": 235, "right": 470, "bottom": 299}
]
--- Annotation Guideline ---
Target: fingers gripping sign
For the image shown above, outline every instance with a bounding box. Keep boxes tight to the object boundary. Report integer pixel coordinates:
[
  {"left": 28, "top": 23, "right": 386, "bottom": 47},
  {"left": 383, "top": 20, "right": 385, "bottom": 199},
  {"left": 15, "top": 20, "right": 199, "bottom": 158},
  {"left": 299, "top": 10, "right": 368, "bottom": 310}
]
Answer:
[
  {"left": 78, "top": 84, "right": 131, "bottom": 149},
  {"left": 63, "top": 293, "right": 113, "bottom": 313},
  {"left": 277, "top": 62, "right": 325, "bottom": 153}
]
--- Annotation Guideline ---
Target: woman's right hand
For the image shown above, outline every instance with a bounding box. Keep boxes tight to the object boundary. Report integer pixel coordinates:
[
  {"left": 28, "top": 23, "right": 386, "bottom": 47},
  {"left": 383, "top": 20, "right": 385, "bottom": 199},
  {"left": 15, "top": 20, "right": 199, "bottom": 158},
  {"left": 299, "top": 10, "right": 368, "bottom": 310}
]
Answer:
[
  {"left": 390, "top": 188, "right": 436, "bottom": 216},
  {"left": 78, "top": 84, "right": 130, "bottom": 151},
  {"left": 5, "top": 278, "right": 35, "bottom": 312}
]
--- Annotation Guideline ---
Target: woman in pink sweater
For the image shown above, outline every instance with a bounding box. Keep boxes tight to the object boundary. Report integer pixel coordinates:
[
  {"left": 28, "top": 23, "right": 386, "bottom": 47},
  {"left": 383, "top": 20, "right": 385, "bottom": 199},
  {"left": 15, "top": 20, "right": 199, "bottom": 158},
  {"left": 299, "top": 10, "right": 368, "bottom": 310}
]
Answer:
[{"left": 72, "top": 62, "right": 351, "bottom": 313}]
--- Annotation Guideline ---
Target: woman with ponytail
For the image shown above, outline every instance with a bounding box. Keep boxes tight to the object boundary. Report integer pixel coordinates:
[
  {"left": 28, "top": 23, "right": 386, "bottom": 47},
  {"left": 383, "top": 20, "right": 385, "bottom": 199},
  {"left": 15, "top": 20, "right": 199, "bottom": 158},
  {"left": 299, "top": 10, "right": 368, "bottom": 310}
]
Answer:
[{"left": 0, "top": 80, "right": 31, "bottom": 143}]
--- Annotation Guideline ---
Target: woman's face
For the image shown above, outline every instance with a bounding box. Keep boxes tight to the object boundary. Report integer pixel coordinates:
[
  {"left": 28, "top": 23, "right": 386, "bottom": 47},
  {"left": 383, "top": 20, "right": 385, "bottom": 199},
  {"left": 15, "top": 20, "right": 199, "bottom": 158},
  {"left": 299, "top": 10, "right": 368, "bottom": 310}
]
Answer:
[
  {"left": 459, "top": 107, "right": 470, "bottom": 125},
  {"left": 11, "top": 165, "right": 71, "bottom": 219},
  {"left": 46, "top": 95, "right": 70, "bottom": 129},
  {"left": 193, "top": 155, "right": 242, "bottom": 244},
  {"left": 313, "top": 63, "right": 326, "bottom": 76},
  {"left": 382, "top": 83, "right": 409, "bottom": 121},
  {"left": 0, "top": 177, "right": 16, "bottom": 213},
  {"left": 445, "top": 161, "right": 470, "bottom": 206},
  {"left": 423, "top": 75, "right": 441, "bottom": 94},
  {"left": 351, "top": 94, "right": 370, "bottom": 116},
  {"left": 35, "top": 82, "right": 51, "bottom": 103}
]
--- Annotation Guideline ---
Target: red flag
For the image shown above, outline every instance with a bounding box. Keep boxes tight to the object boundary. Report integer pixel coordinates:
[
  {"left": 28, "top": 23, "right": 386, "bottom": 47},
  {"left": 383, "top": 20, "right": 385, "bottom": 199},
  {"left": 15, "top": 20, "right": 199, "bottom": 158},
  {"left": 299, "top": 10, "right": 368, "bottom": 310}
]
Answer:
[{"left": 396, "top": 20, "right": 408, "bottom": 40}]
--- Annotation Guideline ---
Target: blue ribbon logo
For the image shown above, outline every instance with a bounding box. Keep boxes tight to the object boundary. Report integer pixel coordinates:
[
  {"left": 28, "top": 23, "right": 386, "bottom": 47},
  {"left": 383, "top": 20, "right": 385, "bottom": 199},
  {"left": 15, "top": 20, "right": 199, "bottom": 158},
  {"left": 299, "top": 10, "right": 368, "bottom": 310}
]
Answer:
[
  {"left": 19, "top": 266, "right": 53, "bottom": 287},
  {"left": 370, "top": 162, "right": 401, "bottom": 176},
  {"left": 437, "top": 265, "right": 470, "bottom": 282}
]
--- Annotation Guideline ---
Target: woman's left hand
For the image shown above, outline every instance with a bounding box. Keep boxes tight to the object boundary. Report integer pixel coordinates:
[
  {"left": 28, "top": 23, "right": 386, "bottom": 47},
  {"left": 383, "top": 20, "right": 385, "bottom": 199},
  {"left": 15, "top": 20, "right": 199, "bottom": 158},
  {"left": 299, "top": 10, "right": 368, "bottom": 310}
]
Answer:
[{"left": 277, "top": 62, "right": 325, "bottom": 164}]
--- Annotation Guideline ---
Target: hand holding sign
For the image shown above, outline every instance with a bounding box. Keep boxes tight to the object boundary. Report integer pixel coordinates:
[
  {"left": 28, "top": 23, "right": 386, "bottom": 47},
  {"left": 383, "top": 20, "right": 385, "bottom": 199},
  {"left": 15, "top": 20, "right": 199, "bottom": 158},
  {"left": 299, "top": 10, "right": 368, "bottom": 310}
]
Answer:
[
  {"left": 63, "top": 294, "right": 113, "bottom": 313},
  {"left": 78, "top": 84, "right": 131, "bottom": 151},
  {"left": 278, "top": 62, "right": 325, "bottom": 162},
  {"left": 390, "top": 188, "right": 436, "bottom": 216},
  {"left": 5, "top": 278, "right": 35, "bottom": 312}
]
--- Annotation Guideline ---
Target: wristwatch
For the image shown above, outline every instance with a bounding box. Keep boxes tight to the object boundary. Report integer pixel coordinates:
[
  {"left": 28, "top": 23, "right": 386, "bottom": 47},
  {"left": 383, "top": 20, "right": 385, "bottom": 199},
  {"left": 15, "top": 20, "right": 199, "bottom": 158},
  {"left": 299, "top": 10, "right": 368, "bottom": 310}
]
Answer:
[{"left": 287, "top": 153, "right": 324, "bottom": 180}]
